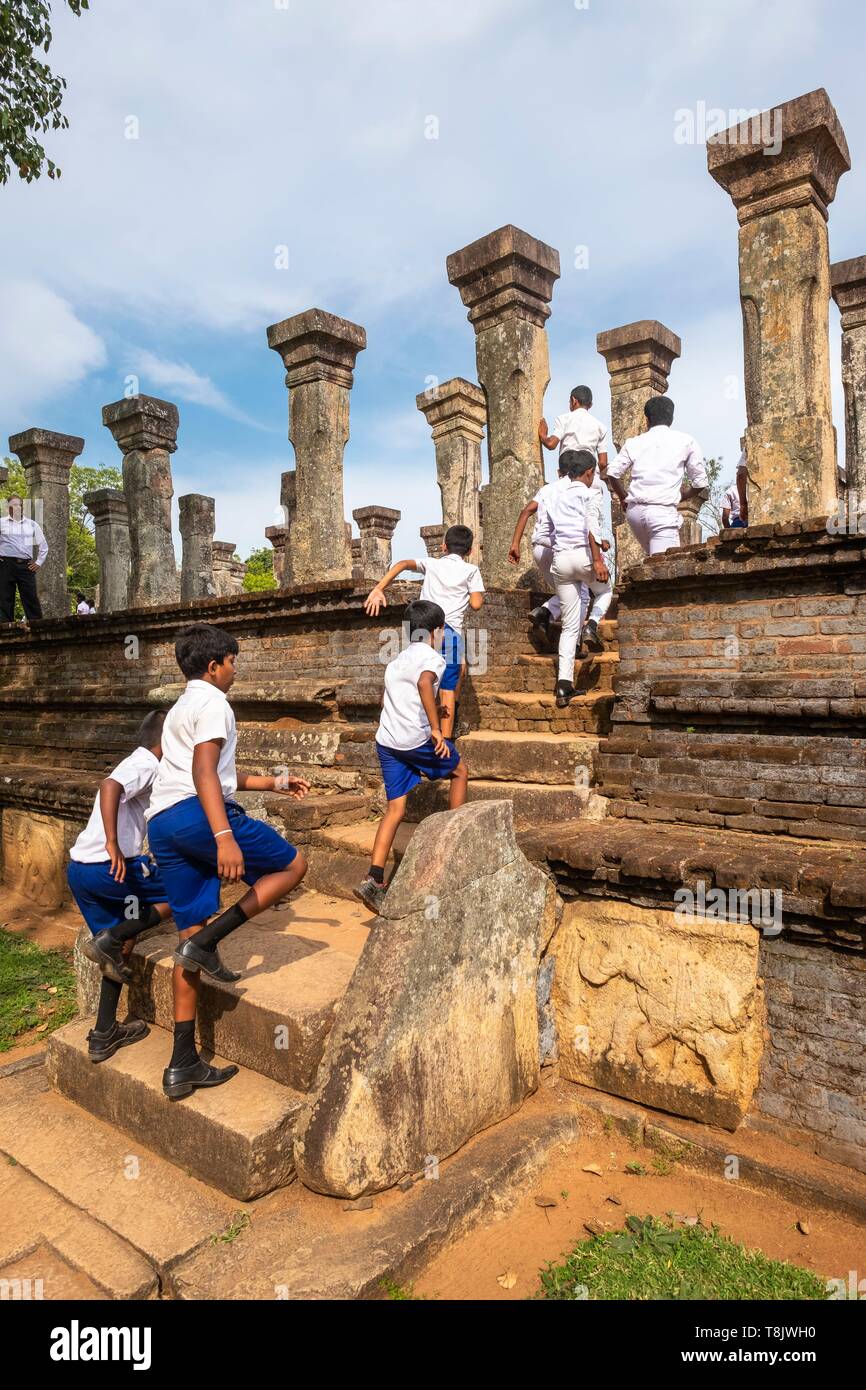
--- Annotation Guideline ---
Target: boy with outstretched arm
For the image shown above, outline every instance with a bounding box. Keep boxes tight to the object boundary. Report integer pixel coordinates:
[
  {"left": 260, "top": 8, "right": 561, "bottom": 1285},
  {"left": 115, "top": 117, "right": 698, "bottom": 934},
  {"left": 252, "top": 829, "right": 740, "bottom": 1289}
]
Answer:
[
  {"left": 145, "top": 623, "right": 310, "bottom": 1099},
  {"left": 363, "top": 523, "right": 484, "bottom": 741},
  {"left": 68, "top": 710, "right": 173, "bottom": 1063},
  {"left": 354, "top": 599, "right": 468, "bottom": 914}
]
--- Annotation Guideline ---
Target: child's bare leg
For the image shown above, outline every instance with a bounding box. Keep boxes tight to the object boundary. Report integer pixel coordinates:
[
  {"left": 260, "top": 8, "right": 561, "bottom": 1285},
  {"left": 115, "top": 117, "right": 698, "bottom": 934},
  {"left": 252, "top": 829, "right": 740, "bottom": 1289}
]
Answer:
[
  {"left": 235, "top": 854, "right": 308, "bottom": 920},
  {"left": 449, "top": 761, "right": 468, "bottom": 809},
  {"left": 370, "top": 796, "right": 407, "bottom": 869},
  {"left": 438, "top": 689, "right": 457, "bottom": 741}
]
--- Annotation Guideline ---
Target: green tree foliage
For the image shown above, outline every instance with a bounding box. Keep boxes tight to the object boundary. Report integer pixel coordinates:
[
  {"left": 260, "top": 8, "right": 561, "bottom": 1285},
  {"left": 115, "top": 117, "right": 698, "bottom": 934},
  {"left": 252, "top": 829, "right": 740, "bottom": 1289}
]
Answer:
[
  {"left": 0, "top": 0, "right": 89, "bottom": 184},
  {"left": 243, "top": 546, "right": 277, "bottom": 593},
  {"left": 1, "top": 454, "right": 121, "bottom": 611},
  {"left": 698, "top": 456, "right": 725, "bottom": 538}
]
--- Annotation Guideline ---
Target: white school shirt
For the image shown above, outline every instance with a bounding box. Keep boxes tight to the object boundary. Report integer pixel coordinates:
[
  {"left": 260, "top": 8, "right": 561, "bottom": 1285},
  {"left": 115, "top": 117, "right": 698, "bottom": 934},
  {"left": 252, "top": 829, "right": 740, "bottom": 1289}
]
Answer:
[
  {"left": 0, "top": 515, "right": 48, "bottom": 566},
  {"left": 606, "top": 426, "right": 709, "bottom": 508},
  {"left": 722, "top": 481, "right": 741, "bottom": 519},
  {"left": 551, "top": 408, "right": 607, "bottom": 460},
  {"left": 377, "top": 642, "right": 446, "bottom": 751},
  {"left": 548, "top": 479, "right": 604, "bottom": 555},
  {"left": 146, "top": 680, "right": 237, "bottom": 820},
  {"left": 532, "top": 475, "right": 570, "bottom": 546},
  {"left": 413, "top": 554, "right": 484, "bottom": 633},
  {"left": 70, "top": 748, "right": 160, "bottom": 863},
  {"left": 76, "top": 601, "right": 90, "bottom": 615}
]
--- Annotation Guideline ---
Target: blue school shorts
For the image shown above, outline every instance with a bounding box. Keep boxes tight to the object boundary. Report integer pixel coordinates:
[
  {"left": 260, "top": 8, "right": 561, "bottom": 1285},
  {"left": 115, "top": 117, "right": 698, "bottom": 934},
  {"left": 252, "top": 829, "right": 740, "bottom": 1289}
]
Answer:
[
  {"left": 439, "top": 624, "right": 464, "bottom": 692},
  {"left": 147, "top": 797, "right": 298, "bottom": 931},
  {"left": 376, "top": 738, "right": 461, "bottom": 801},
  {"left": 67, "top": 856, "right": 168, "bottom": 935}
]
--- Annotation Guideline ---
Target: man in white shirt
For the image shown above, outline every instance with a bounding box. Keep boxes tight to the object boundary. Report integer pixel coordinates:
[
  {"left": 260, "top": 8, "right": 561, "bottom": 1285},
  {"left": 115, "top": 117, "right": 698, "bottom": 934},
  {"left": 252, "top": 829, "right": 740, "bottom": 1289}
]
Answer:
[
  {"left": 722, "top": 478, "right": 746, "bottom": 529},
  {"left": 539, "top": 385, "right": 609, "bottom": 472},
  {"left": 0, "top": 494, "right": 48, "bottom": 622},
  {"left": 364, "top": 524, "right": 485, "bottom": 740},
  {"left": 606, "top": 396, "right": 709, "bottom": 556},
  {"left": 548, "top": 451, "right": 613, "bottom": 707},
  {"left": 507, "top": 455, "right": 571, "bottom": 634},
  {"left": 67, "top": 710, "right": 173, "bottom": 1062}
]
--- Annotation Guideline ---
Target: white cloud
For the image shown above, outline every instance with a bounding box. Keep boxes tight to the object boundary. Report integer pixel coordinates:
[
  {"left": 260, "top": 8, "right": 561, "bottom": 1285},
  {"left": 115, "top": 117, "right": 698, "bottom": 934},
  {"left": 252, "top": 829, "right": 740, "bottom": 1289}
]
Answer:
[
  {"left": 0, "top": 281, "right": 105, "bottom": 427},
  {"left": 127, "top": 349, "right": 269, "bottom": 429}
]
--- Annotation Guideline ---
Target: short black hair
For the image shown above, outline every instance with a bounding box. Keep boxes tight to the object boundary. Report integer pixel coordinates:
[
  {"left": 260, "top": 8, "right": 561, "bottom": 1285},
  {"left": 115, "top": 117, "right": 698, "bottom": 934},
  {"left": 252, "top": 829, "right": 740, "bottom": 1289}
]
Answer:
[
  {"left": 444, "top": 524, "right": 473, "bottom": 556},
  {"left": 136, "top": 708, "right": 166, "bottom": 749},
  {"left": 570, "top": 385, "right": 593, "bottom": 408},
  {"left": 563, "top": 449, "right": 597, "bottom": 479},
  {"left": 645, "top": 395, "right": 675, "bottom": 428},
  {"left": 75, "top": 591, "right": 86, "bottom": 602},
  {"left": 174, "top": 623, "right": 239, "bottom": 679},
  {"left": 405, "top": 599, "right": 445, "bottom": 638}
]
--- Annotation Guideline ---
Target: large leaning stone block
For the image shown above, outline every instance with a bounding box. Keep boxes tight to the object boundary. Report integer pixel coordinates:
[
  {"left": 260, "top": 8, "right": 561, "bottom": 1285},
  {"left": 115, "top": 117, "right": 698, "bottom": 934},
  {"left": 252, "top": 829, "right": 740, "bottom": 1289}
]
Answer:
[
  {"left": 551, "top": 900, "right": 765, "bottom": 1130},
  {"left": 293, "top": 800, "right": 556, "bottom": 1198}
]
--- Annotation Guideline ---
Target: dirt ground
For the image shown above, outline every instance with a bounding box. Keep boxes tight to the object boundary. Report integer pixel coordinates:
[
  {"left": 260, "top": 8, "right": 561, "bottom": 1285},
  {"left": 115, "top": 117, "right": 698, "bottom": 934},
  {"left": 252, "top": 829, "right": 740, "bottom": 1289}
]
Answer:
[{"left": 414, "top": 1126, "right": 866, "bottom": 1302}]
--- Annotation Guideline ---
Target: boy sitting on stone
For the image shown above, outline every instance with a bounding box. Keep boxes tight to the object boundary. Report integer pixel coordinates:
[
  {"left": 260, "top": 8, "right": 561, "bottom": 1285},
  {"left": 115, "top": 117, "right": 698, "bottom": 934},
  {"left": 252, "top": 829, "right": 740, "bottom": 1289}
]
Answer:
[
  {"left": 68, "top": 710, "right": 173, "bottom": 1063},
  {"left": 354, "top": 599, "right": 468, "bottom": 914}
]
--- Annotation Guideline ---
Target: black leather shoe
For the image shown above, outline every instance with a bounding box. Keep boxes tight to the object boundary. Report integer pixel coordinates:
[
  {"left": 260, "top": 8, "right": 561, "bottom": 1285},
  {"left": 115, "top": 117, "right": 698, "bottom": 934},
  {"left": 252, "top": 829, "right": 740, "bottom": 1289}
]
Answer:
[
  {"left": 530, "top": 605, "right": 552, "bottom": 637},
  {"left": 582, "top": 619, "right": 604, "bottom": 653},
  {"left": 82, "top": 930, "right": 133, "bottom": 984},
  {"left": 173, "top": 939, "right": 241, "bottom": 982},
  {"left": 87, "top": 1019, "right": 149, "bottom": 1063},
  {"left": 162, "top": 1058, "right": 239, "bottom": 1100},
  {"left": 554, "top": 679, "right": 574, "bottom": 708}
]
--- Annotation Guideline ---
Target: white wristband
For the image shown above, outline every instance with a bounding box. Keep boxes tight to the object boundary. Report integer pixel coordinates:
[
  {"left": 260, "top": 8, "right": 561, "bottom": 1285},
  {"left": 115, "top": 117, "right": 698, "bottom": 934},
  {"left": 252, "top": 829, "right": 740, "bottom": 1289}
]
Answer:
[{"left": 214, "top": 828, "right": 233, "bottom": 839}]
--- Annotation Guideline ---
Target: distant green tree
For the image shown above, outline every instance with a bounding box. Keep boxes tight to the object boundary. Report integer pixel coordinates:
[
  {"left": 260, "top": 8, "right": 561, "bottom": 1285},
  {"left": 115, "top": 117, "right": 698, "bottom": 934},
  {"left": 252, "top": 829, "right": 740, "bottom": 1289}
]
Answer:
[
  {"left": 0, "top": 1, "right": 90, "bottom": 183},
  {"left": 698, "top": 457, "right": 725, "bottom": 538},
  {"left": 243, "top": 546, "right": 277, "bottom": 593},
  {"left": 1, "top": 455, "right": 122, "bottom": 611}
]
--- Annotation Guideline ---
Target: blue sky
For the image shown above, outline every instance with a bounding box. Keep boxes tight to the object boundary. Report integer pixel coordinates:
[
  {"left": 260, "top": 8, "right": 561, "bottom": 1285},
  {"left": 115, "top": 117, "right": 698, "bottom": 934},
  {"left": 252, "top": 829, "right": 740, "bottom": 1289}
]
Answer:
[{"left": 2, "top": 0, "right": 865, "bottom": 561}]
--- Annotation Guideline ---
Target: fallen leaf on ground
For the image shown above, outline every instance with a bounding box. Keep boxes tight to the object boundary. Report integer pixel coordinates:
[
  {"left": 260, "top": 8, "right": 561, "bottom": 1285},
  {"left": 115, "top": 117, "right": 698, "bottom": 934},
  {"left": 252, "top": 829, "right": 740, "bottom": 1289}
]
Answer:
[
  {"left": 497, "top": 1271, "right": 517, "bottom": 1289},
  {"left": 534, "top": 1195, "right": 557, "bottom": 1209},
  {"left": 797, "top": 1220, "right": 811, "bottom": 1236},
  {"left": 582, "top": 1164, "right": 603, "bottom": 1176},
  {"left": 584, "top": 1220, "right": 606, "bottom": 1236},
  {"left": 606, "top": 1194, "right": 623, "bottom": 1205}
]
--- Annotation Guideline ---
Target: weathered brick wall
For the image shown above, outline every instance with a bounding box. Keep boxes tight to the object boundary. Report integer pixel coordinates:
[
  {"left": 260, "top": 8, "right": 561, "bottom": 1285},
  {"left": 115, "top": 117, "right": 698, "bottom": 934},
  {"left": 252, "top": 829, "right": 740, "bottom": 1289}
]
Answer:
[
  {"left": 753, "top": 938, "right": 866, "bottom": 1173},
  {"left": 599, "top": 522, "right": 866, "bottom": 841},
  {"left": 0, "top": 581, "right": 535, "bottom": 780}
]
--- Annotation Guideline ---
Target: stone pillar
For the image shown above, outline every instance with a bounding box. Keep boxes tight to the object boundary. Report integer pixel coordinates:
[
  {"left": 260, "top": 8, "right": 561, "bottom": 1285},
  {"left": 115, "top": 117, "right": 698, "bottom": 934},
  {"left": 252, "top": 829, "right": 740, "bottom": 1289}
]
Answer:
[
  {"left": 212, "top": 541, "right": 245, "bottom": 597},
  {"left": 0, "top": 461, "right": 8, "bottom": 485},
  {"left": 447, "top": 226, "right": 560, "bottom": 588},
  {"left": 266, "top": 309, "right": 366, "bottom": 585},
  {"left": 707, "top": 88, "right": 850, "bottom": 523},
  {"left": 420, "top": 524, "right": 447, "bottom": 558},
  {"left": 416, "top": 378, "right": 485, "bottom": 553},
  {"left": 102, "top": 396, "right": 180, "bottom": 607},
  {"left": 597, "top": 321, "right": 681, "bottom": 572},
  {"left": 678, "top": 486, "right": 703, "bottom": 546},
  {"left": 179, "top": 494, "right": 216, "bottom": 601},
  {"left": 8, "top": 428, "right": 84, "bottom": 618},
  {"left": 83, "top": 487, "right": 130, "bottom": 611},
  {"left": 831, "top": 256, "right": 866, "bottom": 497},
  {"left": 265, "top": 525, "right": 288, "bottom": 588},
  {"left": 352, "top": 506, "right": 400, "bottom": 584}
]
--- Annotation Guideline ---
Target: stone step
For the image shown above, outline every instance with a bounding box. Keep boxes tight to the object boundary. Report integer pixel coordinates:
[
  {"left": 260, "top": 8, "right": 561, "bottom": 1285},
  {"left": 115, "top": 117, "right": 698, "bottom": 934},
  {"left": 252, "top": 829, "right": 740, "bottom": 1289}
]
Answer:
[
  {"left": 476, "top": 690, "right": 614, "bottom": 735},
  {"left": 307, "top": 822, "right": 417, "bottom": 902},
  {"left": 260, "top": 790, "right": 374, "bottom": 842},
  {"left": 456, "top": 729, "right": 600, "bottom": 784},
  {"left": 0, "top": 1061, "right": 238, "bottom": 1280},
  {"left": 120, "top": 892, "right": 371, "bottom": 1090},
  {"left": 513, "top": 651, "right": 619, "bottom": 695},
  {"left": 404, "top": 778, "right": 605, "bottom": 826},
  {"left": 46, "top": 1020, "right": 305, "bottom": 1202}
]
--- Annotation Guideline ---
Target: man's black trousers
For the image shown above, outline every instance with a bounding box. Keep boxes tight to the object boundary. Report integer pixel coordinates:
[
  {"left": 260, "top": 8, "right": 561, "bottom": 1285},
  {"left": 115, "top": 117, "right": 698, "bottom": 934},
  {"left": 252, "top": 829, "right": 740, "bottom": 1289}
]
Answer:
[{"left": 0, "top": 556, "right": 43, "bottom": 622}]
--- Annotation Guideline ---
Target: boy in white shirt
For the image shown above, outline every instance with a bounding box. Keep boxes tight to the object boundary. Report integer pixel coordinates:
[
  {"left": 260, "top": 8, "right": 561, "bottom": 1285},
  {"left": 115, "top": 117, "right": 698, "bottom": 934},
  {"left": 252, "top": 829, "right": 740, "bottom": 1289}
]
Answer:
[
  {"left": 539, "top": 385, "right": 609, "bottom": 471},
  {"left": 364, "top": 524, "right": 485, "bottom": 741},
  {"left": 507, "top": 454, "right": 571, "bottom": 636},
  {"left": 548, "top": 451, "right": 613, "bottom": 707},
  {"left": 722, "top": 477, "right": 746, "bottom": 528},
  {"left": 606, "top": 396, "right": 709, "bottom": 556},
  {"left": 145, "top": 623, "right": 311, "bottom": 1099},
  {"left": 354, "top": 599, "right": 468, "bottom": 914},
  {"left": 68, "top": 710, "right": 172, "bottom": 1062}
]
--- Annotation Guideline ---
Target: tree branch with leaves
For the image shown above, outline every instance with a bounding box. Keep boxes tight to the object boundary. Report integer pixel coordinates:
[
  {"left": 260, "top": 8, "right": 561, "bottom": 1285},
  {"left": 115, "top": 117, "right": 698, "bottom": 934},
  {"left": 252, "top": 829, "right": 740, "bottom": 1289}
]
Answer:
[{"left": 0, "top": 0, "right": 89, "bottom": 184}]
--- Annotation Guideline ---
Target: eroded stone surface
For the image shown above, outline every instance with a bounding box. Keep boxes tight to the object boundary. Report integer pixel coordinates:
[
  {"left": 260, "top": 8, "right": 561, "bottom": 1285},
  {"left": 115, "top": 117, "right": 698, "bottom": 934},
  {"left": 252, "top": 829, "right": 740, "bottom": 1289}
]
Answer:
[
  {"left": 551, "top": 898, "right": 765, "bottom": 1129},
  {"left": 294, "top": 801, "right": 556, "bottom": 1197}
]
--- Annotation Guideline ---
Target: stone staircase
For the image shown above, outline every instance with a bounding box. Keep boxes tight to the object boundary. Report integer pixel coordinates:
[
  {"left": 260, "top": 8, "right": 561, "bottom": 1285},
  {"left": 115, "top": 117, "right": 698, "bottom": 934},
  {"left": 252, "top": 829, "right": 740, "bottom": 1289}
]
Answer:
[{"left": 44, "top": 610, "right": 619, "bottom": 1201}]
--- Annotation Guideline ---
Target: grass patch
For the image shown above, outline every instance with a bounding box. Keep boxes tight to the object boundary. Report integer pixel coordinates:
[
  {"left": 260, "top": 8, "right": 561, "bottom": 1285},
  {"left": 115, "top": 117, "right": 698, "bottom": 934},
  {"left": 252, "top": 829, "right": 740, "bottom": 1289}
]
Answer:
[
  {"left": 0, "top": 930, "right": 77, "bottom": 1052},
  {"left": 538, "top": 1215, "right": 830, "bottom": 1301},
  {"left": 211, "top": 1211, "right": 251, "bottom": 1245},
  {"left": 380, "top": 1277, "right": 424, "bottom": 1300}
]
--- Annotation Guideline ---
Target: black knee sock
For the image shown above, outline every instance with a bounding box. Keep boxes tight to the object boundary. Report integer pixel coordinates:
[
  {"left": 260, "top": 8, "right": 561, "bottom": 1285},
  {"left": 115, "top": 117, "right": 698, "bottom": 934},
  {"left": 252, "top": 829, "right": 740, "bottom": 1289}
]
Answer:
[
  {"left": 368, "top": 865, "right": 385, "bottom": 885},
  {"left": 189, "top": 903, "right": 248, "bottom": 951},
  {"left": 95, "top": 977, "right": 123, "bottom": 1033},
  {"left": 108, "top": 903, "right": 162, "bottom": 944},
  {"left": 169, "top": 1019, "right": 198, "bottom": 1069}
]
